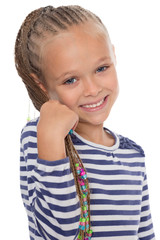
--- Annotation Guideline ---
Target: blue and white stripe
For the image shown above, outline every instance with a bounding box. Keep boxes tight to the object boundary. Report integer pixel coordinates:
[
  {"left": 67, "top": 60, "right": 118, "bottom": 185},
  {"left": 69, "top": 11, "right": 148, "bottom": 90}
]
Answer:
[{"left": 20, "top": 118, "right": 155, "bottom": 240}]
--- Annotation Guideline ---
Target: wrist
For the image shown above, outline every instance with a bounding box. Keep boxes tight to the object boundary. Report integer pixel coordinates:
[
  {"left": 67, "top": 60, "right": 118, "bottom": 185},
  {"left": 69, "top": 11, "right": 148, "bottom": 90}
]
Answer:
[{"left": 37, "top": 133, "right": 66, "bottom": 161}]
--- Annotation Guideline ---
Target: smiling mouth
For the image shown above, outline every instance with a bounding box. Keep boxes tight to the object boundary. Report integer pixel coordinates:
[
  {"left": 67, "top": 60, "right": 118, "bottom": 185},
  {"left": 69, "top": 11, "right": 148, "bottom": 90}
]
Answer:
[{"left": 80, "top": 96, "right": 108, "bottom": 109}]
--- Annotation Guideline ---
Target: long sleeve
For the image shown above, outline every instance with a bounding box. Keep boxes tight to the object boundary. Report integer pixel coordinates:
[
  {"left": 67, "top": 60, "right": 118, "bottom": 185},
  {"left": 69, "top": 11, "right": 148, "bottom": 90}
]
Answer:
[
  {"left": 138, "top": 173, "right": 155, "bottom": 240},
  {"left": 30, "top": 158, "right": 80, "bottom": 239},
  {"left": 20, "top": 119, "right": 80, "bottom": 240}
]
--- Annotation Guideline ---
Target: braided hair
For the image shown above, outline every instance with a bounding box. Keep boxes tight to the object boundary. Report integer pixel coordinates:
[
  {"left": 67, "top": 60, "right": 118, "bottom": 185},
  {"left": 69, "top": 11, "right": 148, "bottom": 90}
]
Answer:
[{"left": 15, "top": 5, "right": 107, "bottom": 239}]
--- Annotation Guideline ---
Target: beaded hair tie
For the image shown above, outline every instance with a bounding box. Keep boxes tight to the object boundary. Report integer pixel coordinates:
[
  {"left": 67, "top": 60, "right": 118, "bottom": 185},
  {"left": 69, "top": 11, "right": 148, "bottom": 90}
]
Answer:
[
  {"left": 75, "top": 162, "right": 93, "bottom": 240},
  {"left": 69, "top": 130, "right": 93, "bottom": 240}
]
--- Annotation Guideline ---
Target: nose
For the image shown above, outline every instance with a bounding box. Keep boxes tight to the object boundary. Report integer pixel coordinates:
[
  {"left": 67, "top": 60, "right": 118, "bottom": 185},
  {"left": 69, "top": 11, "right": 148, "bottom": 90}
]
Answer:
[{"left": 83, "top": 76, "right": 102, "bottom": 97}]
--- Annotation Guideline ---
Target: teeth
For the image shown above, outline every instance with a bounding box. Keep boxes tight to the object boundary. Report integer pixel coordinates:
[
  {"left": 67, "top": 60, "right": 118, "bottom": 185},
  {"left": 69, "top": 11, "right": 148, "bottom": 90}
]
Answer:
[{"left": 82, "top": 98, "right": 105, "bottom": 108}]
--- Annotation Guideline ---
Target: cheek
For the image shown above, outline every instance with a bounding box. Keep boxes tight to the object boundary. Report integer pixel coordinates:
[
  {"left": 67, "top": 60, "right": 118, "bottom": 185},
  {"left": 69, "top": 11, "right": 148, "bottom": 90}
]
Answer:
[
  {"left": 56, "top": 89, "right": 79, "bottom": 109},
  {"left": 104, "top": 70, "right": 119, "bottom": 92},
  {"left": 48, "top": 90, "right": 59, "bottom": 100}
]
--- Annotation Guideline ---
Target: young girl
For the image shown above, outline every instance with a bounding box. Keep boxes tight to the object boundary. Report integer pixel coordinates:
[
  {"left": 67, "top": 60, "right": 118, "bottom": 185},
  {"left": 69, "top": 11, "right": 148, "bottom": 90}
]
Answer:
[{"left": 15, "top": 5, "right": 155, "bottom": 240}]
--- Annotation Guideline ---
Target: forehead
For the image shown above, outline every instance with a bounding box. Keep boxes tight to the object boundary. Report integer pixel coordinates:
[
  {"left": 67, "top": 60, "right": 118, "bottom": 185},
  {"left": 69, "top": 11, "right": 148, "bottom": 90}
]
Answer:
[
  {"left": 67, "top": 21, "right": 109, "bottom": 39},
  {"left": 41, "top": 21, "right": 111, "bottom": 55},
  {"left": 41, "top": 22, "right": 113, "bottom": 75}
]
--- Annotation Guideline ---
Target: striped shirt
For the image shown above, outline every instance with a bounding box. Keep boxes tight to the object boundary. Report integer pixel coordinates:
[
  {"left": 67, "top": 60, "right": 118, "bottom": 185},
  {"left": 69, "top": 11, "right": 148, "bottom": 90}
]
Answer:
[{"left": 20, "top": 117, "right": 155, "bottom": 240}]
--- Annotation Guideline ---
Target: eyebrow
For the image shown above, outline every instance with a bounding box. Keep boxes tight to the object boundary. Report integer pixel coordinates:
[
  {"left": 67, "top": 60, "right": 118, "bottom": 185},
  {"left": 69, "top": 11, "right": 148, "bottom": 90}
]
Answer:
[
  {"left": 55, "top": 56, "right": 111, "bottom": 81},
  {"left": 55, "top": 71, "right": 76, "bottom": 81},
  {"left": 95, "top": 56, "right": 111, "bottom": 64}
]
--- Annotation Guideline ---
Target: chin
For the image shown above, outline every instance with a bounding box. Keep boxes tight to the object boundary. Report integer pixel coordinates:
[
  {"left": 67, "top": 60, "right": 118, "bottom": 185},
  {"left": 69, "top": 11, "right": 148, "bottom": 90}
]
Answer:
[
  {"left": 85, "top": 115, "right": 109, "bottom": 126},
  {"left": 79, "top": 108, "right": 111, "bottom": 125}
]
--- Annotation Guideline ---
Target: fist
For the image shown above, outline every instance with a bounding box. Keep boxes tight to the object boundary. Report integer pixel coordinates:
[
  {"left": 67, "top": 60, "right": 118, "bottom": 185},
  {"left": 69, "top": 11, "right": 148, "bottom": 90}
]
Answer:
[{"left": 38, "top": 100, "right": 79, "bottom": 140}]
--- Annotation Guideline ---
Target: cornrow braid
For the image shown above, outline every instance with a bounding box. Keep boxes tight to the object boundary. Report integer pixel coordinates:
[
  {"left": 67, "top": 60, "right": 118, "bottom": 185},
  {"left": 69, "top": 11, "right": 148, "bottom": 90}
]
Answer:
[
  {"left": 15, "top": 7, "right": 49, "bottom": 110},
  {"left": 15, "top": 5, "right": 107, "bottom": 239}
]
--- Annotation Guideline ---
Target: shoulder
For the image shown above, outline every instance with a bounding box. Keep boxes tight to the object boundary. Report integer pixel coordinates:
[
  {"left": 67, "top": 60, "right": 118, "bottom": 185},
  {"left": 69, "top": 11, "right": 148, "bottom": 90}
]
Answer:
[
  {"left": 20, "top": 117, "right": 39, "bottom": 143},
  {"left": 117, "top": 133, "right": 145, "bottom": 157}
]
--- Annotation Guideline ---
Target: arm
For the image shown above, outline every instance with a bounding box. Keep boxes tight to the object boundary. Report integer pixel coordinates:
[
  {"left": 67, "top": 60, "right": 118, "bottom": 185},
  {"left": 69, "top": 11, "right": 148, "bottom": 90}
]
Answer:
[
  {"left": 20, "top": 120, "right": 80, "bottom": 239},
  {"left": 20, "top": 100, "right": 79, "bottom": 239},
  {"left": 138, "top": 172, "right": 155, "bottom": 240}
]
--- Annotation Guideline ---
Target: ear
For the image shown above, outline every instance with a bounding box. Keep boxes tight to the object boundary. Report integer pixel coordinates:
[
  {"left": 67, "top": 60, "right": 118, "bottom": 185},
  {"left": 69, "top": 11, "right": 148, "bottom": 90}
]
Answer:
[
  {"left": 111, "top": 44, "right": 117, "bottom": 65},
  {"left": 30, "top": 73, "right": 49, "bottom": 96}
]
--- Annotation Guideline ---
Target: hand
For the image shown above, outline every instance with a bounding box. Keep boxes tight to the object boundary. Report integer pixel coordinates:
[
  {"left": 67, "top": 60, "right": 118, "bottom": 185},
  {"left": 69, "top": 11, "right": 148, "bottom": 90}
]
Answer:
[
  {"left": 37, "top": 100, "right": 79, "bottom": 161},
  {"left": 38, "top": 100, "right": 79, "bottom": 138}
]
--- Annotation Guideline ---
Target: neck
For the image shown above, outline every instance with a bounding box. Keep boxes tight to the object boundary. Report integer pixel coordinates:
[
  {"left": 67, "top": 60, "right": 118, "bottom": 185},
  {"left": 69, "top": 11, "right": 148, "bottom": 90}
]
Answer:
[{"left": 75, "top": 121, "right": 115, "bottom": 147}]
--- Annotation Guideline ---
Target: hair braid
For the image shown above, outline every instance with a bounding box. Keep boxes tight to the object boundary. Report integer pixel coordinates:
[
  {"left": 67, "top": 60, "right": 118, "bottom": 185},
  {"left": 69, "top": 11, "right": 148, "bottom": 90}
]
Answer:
[
  {"left": 65, "top": 135, "right": 91, "bottom": 238},
  {"left": 15, "top": 7, "right": 49, "bottom": 110},
  {"left": 15, "top": 5, "right": 108, "bottom": 239}
]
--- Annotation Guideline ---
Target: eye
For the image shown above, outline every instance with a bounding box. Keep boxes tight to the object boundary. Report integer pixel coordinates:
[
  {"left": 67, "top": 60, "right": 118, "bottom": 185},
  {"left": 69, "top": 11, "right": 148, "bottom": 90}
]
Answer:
[
  {"left": 96, "top": 66, "right": 108, "bottom": 73},
  {"left": 64, "top": 77, "right": 77, "bottom": 85}
]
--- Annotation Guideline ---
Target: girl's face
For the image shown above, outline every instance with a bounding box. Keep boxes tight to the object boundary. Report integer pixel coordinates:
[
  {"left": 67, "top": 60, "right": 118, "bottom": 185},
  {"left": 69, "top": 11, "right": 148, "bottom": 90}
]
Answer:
[{"left": 41, "top": 22, "right": 119, "bottom": 126}]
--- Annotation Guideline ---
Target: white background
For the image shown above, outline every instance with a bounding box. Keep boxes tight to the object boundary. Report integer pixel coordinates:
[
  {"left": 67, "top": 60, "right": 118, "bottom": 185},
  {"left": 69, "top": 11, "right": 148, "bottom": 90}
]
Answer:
[{"left": 0, "top": 0, "right": 159, "bottom": 239}]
